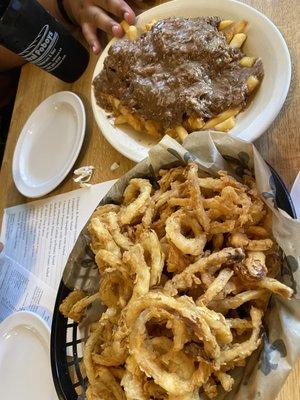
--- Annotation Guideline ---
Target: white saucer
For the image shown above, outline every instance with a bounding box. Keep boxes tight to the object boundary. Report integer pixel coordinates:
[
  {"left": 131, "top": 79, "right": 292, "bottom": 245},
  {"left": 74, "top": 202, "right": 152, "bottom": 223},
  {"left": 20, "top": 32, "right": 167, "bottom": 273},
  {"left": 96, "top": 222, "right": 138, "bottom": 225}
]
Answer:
[
  {"left": 13, "top": 91, "right": 86, "bottom": 198},
  {"left": 0, "top": 311, "right": 57, "bottom": 400},
  {"left": 91, "top": 0, "right": 291, "bottom": 162}
]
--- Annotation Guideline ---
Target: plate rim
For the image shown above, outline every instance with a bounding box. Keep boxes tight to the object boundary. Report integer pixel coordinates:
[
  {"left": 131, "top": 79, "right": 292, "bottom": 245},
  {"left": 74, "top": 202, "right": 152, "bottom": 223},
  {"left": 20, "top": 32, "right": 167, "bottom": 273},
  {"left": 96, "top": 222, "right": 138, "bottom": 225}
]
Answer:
[
  {"left": 0, "top": 311, "right": 55, "bottom": 399},
  {"left": 0, "top": 310, "right": 50, "bottom": 338},
  {"left": 91, "top": 0, "right": 291, "bottom": 162},
  {"left": 12, "top": 91, "right": 86, "bottom": 198}
]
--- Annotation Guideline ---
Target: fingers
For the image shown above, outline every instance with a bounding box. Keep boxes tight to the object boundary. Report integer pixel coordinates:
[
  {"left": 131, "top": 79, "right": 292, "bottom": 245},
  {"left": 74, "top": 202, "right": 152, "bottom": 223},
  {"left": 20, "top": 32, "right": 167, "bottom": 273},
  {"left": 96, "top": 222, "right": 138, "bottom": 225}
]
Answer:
[
  {"left": 90, "top": 5, "right": 125, "bottom": 38},
  {"left": 82, "top": 22, "right": 101, "bottom": 54},
  {"left": 80, "top": 0, "right": 137, "bottom": 53},
  {"left": 95, "top": 0, "right": 136, "bottom": 25}
]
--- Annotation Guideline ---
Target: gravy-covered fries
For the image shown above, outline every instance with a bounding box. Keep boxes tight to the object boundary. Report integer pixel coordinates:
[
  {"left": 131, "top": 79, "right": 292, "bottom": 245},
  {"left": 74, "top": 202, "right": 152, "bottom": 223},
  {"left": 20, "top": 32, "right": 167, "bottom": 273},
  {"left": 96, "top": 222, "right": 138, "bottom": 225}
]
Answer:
[{"left": 93, "top": 16, "right": 264, "bottom": 142}]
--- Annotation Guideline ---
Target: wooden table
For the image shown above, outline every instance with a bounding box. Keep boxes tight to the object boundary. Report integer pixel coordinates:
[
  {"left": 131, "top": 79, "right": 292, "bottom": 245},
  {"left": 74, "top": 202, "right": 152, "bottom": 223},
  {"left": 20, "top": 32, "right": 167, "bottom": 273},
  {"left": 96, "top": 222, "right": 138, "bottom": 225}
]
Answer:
[{"left": 0, "top": 0, "right": 299, "bottom": 398}]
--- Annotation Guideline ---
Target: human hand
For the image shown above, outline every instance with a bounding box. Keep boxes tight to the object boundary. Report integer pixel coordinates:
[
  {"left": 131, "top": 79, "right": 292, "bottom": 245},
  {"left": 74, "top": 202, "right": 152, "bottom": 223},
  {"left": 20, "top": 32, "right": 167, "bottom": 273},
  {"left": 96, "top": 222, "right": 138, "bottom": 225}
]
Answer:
[{"left": 63, "top": 0, "right": 137, "bottom": 54}]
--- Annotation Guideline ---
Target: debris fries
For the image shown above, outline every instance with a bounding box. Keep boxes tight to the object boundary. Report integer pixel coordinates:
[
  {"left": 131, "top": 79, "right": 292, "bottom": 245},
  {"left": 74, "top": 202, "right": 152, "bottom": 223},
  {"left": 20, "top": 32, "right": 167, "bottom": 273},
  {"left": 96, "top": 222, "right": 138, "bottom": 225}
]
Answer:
[{"left": 60, "top": 162, "right": 293, "bottom": 399}]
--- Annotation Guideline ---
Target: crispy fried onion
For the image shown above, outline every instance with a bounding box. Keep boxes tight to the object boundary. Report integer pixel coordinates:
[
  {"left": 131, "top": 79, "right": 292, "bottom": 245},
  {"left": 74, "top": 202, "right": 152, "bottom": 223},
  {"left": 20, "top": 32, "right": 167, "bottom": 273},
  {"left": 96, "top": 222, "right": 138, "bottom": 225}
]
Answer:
[
  {"left": 235, "top": 251, "right": 267, "bottom": 281},
  {"left": 187, "top": 163, "right": 210, "bottom": 232},
  {"left": 86, "top": 365, "right": 125, "bottom": 400},
  {"left": 88, "top": 218, "right": 121, "bottom": 257},
  {"left": 228, "top": 231, "right": 273, "bottom": 251},
  {"left": 166, "top": 242, "right": 194, "bottom": 273},
  {"left": 139, "top": 229, "right": 165, "bottom": 286},
  {"left": 91, "top": 204, "right": 120, "bottom": 222},
  {"left": 124, "top": 292, "right": 232, "bottom": 355},
  {"left": 59, "top": 290, "right": 100, "bottom": 322},
  {"left": 129, "top": 307, "right": 213, "bottom": 396},
  {"left": 91, "top": 319, "right": 128, "bottom": 368},
  {"left": 118, "top": 179, "right": 152, "bottom": 225},
  {"left": 208, "top": 289, "right": 267, "bottom": 314},
  {"left": 166, "top": 209, "right": 207, "bottom": 255},
  {"left": 121, "top": 356, "right": 146, "bottom": 400},
  {"left": 95, "top": 249, "right": 123, "bottom": 272},
  {"left": 123, "top": 244, "right": 150, "bottom": 301},
  {"left": 219, "top": 307, "right": 263, "bottom": 366},
  {"left": 99, "top": 268, "right": 133, "bottom": 308},
  {"left": 197, "top": 268, "right": 234, "bottom": 306},
  {"left": 164, "top": 247, "right": 245, "bottom": 296},
  {"left": 106, "top": 212, "right": 134, "bottom": 250},
  {"left": 60, "top": 163, "right": 294, "bottom": 399},
  {"left": 84, "top": 308, "right": 120, "bottom": 383}
]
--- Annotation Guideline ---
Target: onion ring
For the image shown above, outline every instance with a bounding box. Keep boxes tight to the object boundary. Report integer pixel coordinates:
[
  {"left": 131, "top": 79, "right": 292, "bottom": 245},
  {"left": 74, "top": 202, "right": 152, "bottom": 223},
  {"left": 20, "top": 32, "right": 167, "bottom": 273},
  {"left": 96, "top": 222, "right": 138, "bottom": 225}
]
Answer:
[
  {"left": 166, "top": 209, "right": 207, "bottom": 256},
  {"left": 88, "top": 217, "right": 121, "bottom": 257},
  {"left": 123, "top": 244, "right": 151, "bottom": 301},
  {"left": 107, "top": 212, "right": 134, "bottom": 250},
  {"left": 95, "top": 249, "right": 123, "bottom": 272},
  {"left": 119, "top": 179, "right": 152, "bottom": 225},
  {"left": 99, "top": 268, "right": 133, "bottom": 308},
  {"left": 124, "top": 292, "right": 220, "bottom": 360},
  {"left": 219, "top": 307, "right": 263, "bottom": 366},
  {"left": 140, "top": 229, "right": 165, "bottom": 286},
  {"left": 129, "top": 308, "right": 213, "bottom": 396}
]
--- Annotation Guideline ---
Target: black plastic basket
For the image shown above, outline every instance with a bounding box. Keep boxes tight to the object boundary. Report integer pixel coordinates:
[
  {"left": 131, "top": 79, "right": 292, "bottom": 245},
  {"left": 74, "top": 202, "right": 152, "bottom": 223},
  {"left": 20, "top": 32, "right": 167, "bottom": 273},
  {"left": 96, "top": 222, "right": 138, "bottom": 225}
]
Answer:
[{"left": 50, "top": 165, "right": 296, "bottom": 400}]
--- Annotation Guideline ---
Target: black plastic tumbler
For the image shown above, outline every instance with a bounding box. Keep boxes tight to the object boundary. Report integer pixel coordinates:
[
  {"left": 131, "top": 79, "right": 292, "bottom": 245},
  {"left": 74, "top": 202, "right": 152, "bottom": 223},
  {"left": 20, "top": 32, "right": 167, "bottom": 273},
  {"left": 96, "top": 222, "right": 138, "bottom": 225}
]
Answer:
[{"left": 0, "top": 0, "right": 90, "bottom": 82}]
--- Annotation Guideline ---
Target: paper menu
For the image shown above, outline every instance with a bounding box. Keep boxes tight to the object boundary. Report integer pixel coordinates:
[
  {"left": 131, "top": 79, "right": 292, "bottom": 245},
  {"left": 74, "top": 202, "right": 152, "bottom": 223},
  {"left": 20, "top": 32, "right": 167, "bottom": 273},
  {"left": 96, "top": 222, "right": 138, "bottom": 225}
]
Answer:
[
  {"left": 0, "top": 254, "right": 56, "bottom": 324},
  {"left": 0, "top": 180, "right": 116, "bottom": 326}
]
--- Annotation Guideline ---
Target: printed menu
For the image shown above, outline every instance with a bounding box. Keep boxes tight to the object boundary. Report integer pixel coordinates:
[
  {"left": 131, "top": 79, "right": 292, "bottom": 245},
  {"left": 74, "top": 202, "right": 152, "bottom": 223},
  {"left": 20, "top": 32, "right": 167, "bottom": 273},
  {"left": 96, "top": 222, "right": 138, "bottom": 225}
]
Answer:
[{"left": 0, "top": 181, "right": 115, "bottom": 326}]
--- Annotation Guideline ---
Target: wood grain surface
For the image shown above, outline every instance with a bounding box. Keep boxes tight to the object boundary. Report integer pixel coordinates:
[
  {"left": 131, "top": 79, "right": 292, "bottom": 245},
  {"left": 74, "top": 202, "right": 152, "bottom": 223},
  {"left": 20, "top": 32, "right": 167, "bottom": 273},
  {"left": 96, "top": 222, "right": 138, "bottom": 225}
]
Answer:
[{"left": 0, "top": 0, "right": 299, "bottom": 398}]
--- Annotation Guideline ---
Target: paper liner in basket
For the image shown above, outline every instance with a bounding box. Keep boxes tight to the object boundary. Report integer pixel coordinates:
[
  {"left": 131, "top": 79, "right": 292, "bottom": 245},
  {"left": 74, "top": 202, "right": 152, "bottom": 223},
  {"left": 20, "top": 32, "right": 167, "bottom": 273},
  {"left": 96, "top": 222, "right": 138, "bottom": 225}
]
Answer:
[{"left": 62, "top": 131, "right": 300, "bottom": 400}]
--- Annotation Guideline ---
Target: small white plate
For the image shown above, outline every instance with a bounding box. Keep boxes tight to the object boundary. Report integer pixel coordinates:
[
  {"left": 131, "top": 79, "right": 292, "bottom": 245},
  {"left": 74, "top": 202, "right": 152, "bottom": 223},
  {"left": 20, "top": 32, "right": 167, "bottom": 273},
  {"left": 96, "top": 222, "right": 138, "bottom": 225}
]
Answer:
[
  {"left": 91, "top": 0, "right": 291, "bottom": 162},
  {"left": 13, "top": 91, "right": 86, "bottom": 198},
  {"left": 0, "top": 311, "right": 57, "bottom": 400}
]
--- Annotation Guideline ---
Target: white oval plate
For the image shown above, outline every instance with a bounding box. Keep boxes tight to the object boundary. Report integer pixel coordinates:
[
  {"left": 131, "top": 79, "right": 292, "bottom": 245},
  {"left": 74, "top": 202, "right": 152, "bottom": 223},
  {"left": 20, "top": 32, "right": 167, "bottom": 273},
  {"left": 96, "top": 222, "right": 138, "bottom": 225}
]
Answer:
[
  {"left": 13, "top": 91, "right": 86, "bottom": 198},
  {"left": 0, "top": 311, "right": 57, "bottom": 400},
  {"left": 91, "top": 0, "right": 291, "bottom": 162}
]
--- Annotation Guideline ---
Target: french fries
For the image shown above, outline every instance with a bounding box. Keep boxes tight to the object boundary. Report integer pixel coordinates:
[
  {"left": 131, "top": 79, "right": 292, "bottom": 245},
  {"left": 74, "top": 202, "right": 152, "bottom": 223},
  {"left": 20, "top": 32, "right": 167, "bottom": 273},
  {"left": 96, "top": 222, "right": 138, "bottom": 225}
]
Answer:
[
  {"left": 60, "top": 162, "right": 293, "bottom": 399},
  {"left": 218, "top": 20, "right": 234, "bottom": 30},
  {"left": 127, "top": 25, "right": 138, "bottom": 41},
  {"left": 229, "top": 33, "right": 247, "bottom": 48},
  {"left": 144, "top": 19, "right": 157, "bottom": 31},
  {"left": 188, "top": 116, "right": 205, "bottom": 130},
  {"left": 175, "top": 126, "right": 189, "bottom": 142},
  {"left": 247, "top": 75, "right": 260, "bottom": 92},
  {"left": 240, "top": 56, "right": 256, "bottom": 67},
  {"left": 203, "top": 108, "right": 241, "bottom": 130},
  {"left": 120, "top": 20, "right": 138, "bottom": 40},
  {"left": 214, "top": 116, "right": 236, "bottom": 132}
]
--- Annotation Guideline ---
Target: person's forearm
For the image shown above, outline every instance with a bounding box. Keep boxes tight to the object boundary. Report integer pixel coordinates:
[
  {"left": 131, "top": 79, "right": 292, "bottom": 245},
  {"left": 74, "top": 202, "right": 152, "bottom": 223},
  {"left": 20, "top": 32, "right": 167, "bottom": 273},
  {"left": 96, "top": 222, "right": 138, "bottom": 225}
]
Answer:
[
  {"left": 0, "top": 46, "right": 24, "bottom": 72},
  {"left": 37, "top": 0, "right": 75, "bottom": 27}
]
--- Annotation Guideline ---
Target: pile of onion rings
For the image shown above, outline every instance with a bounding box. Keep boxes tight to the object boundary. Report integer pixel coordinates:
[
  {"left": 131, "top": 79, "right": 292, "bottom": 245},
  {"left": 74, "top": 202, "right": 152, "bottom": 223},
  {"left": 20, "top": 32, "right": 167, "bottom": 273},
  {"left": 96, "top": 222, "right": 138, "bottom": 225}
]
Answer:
[{"left": 60, "top": 162, "right": 293, "bottom": 399}]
